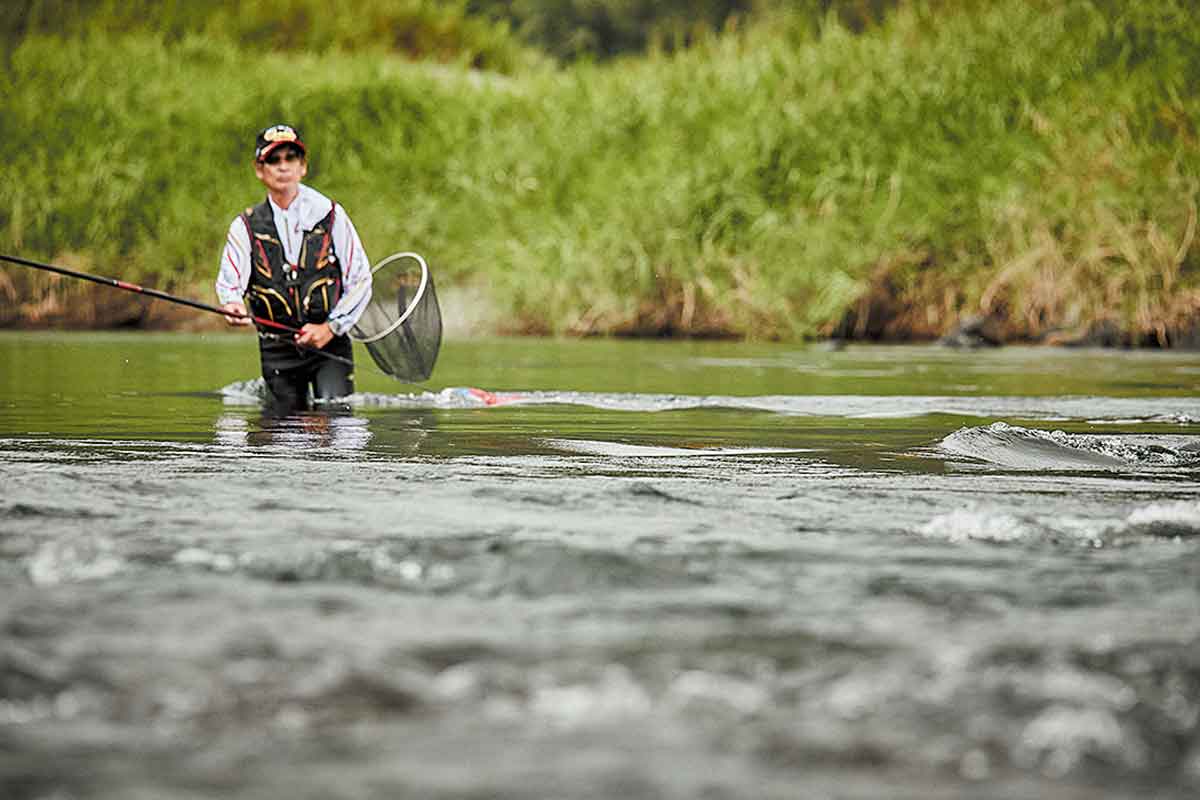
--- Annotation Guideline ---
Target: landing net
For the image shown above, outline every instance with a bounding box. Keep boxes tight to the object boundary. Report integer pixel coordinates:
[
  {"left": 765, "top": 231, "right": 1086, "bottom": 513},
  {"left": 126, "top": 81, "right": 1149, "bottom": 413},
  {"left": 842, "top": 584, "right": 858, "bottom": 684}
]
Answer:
[{"left": 350, "top": 252, "right": 442, "bottom": 382}]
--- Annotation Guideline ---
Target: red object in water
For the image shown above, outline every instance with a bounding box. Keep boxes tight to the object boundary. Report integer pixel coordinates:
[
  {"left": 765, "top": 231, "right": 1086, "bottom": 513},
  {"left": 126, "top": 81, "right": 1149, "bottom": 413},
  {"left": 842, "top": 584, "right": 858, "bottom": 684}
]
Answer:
[{"left": 466, "top": 387, "right": 521, "bottom": 406}]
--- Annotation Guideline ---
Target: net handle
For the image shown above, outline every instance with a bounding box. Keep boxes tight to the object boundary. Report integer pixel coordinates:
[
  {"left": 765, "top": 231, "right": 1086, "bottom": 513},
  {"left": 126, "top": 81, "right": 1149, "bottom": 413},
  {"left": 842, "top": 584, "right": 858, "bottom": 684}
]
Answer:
[{"left": 350, "top": 251, "right": 430, "bottom": 344}]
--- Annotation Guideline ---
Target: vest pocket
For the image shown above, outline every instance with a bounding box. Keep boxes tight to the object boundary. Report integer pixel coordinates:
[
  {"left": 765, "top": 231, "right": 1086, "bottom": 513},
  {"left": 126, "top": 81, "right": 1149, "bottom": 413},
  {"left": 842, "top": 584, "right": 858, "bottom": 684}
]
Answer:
[
  {"left": 246, "top": 286, "right": 294, "bottom": 324},
  {"left": 302, "top": 276, "right": 339, "bottom": 322}
]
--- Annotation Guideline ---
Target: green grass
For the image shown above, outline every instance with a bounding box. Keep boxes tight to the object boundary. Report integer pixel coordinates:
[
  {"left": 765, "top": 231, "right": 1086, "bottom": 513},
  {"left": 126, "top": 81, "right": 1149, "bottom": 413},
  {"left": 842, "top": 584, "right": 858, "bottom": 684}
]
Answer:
[
  {"left": 1, "top": 0, "right": 539, "bottom": 71},
  {"left": 1, "top": 0, "right": 1198, "bottom": 342}
]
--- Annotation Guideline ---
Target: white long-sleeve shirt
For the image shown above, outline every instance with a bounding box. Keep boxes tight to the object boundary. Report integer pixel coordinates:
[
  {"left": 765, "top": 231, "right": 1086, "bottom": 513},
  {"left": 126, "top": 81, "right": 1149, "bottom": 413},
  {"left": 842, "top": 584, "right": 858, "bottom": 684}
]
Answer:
[{"left": 216, "top": 183, "right": 372, "bottom": 336}]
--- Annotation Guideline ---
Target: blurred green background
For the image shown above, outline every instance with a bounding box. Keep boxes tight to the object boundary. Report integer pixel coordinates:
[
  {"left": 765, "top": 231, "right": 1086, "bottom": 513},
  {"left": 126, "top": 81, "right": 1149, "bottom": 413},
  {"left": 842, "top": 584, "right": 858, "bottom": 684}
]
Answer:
[{"left": 1, "top": 0, "right": 1197, "bottom": 343}]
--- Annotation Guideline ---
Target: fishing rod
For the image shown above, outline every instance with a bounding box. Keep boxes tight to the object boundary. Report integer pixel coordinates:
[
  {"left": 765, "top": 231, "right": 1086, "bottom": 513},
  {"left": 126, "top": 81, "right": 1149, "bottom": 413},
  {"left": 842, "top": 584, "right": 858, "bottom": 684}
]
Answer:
[{"left": 0, "top": 252, "right": 354, "bottom": 367}]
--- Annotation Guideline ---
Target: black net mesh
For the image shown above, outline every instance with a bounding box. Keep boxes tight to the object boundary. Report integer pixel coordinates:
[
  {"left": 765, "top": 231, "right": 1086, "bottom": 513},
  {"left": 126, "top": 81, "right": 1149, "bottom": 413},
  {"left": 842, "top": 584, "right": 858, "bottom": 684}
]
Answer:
[{"left": 350, "top": 252, "right": 442, "bottom": 383}]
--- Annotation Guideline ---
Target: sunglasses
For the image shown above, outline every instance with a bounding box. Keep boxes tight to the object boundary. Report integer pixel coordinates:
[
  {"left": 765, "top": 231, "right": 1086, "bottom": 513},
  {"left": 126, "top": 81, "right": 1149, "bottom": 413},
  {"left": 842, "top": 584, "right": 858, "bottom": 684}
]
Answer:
[{"left": 262, "top": 149, "right": 303, "bottom": 165}]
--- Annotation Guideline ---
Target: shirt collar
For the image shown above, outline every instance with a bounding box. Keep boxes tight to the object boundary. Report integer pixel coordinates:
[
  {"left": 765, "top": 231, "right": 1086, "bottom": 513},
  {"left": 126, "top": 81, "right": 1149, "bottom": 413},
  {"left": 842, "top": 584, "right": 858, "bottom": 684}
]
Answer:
[
  {"left": 266, "top": 184, "right": 332, "bottom": 230},
  {"left": 267, "top": 186, "right": 303, "bottom": 217}
]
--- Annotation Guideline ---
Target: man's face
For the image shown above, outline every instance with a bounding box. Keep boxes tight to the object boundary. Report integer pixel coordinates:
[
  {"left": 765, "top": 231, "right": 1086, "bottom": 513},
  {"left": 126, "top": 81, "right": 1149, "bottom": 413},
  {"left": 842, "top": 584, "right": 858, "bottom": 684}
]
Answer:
[{"left": 254, "top": 146, "right": 307, "bottom": 194}]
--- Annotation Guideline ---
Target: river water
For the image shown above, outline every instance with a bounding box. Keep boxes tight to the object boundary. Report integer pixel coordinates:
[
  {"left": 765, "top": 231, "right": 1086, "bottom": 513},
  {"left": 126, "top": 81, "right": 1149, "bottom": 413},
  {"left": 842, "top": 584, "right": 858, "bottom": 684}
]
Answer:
[{"left": 1, "top": 332, "right": 1199, "bottom": 799}]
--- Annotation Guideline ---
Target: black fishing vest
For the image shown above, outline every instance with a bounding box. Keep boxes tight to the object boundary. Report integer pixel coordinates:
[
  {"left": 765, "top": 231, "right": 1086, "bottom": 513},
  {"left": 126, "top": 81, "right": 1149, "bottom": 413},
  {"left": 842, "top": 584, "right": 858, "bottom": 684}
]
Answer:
[{"left": 241, "top": 198, "right": 342, "bottom": 329}]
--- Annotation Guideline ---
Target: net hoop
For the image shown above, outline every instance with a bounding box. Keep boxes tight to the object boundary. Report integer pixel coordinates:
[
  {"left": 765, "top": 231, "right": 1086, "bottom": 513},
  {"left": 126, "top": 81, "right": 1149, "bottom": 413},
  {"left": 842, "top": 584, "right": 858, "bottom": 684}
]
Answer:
[{"left": 350, "top": 251, "right": 430, "bottom": 344}]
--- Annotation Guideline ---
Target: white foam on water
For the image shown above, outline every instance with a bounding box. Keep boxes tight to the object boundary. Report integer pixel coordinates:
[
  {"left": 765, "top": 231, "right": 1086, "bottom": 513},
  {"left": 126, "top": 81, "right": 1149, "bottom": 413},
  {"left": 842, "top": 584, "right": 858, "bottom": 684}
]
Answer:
[
  {"left": 1015, "top": 706, "right": 1147, "bottom": 775},
  {"left": 173, "top": 547, "right": 237, "bottom": 573},
  {"left": 28, "top": 537, "right": 126, "bottom": 586},
  {"left": 219, "top": 378, "right": 268, "bottom": 405},
  {"left": 917, "top": 508, "right": 1041, "bottom": 544},
  {"left": 216, "top": 382, "right": 1200, "bottom": 423},
  {"left": 1121, "top": 500, "right": 1200, "bottom": 539},
  {"left": 666, "top": 670, "right": 768, "bottom": 716},
  {"left": 535, "top": 438, "right": 810, "bottom": 458},
  {"left": 1125, "top": 500, "right": 1200, "bottom": 529},
  {"left": 528, "top": 665, "right": 652, "bottom": 728},
  {"left": 918, "top": 499, "right": 1200, "bottom": 546}
]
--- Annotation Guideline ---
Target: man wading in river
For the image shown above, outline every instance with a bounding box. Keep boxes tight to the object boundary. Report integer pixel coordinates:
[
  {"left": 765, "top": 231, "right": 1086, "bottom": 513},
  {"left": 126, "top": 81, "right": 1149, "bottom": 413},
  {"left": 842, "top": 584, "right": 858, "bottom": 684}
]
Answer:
[{"left": 216, "top": 124, "right": 372, "bottom": 413}]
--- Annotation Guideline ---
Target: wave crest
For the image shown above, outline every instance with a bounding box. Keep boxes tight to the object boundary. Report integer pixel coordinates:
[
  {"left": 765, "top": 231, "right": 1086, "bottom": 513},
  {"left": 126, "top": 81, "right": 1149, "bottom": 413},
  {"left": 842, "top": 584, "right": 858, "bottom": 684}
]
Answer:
[{"left": 939, "top": 422, "right": 1200, "bottom": 471}]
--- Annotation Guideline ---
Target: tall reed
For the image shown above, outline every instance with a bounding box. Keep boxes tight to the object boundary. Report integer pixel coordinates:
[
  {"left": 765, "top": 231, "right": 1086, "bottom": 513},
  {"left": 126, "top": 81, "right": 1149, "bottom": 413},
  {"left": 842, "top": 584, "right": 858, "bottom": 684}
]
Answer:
[{"left": 1, "top": 0, "right": 1196, "bottom": 341}]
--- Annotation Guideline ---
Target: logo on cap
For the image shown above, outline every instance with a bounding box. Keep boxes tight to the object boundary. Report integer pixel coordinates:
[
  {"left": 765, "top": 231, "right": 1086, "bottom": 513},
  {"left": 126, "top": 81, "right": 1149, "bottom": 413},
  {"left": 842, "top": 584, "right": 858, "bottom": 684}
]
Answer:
[{"left": 263, "top": 125, "right": 298, "bottom": 143}]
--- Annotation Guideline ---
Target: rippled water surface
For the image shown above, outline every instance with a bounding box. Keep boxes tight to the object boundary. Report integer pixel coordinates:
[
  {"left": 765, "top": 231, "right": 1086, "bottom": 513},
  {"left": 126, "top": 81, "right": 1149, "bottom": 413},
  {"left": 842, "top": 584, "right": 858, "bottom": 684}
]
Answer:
[{"left": 2, "top": 331, "right": 1200, "bottom": 799}]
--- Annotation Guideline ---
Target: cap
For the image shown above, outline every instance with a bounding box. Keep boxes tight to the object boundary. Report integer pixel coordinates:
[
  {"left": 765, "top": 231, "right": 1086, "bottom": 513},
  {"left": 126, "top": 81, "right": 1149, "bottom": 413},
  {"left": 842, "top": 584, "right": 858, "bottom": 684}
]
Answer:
[{"left": 254, "top": 124, "right": 306, "bottom": 162}]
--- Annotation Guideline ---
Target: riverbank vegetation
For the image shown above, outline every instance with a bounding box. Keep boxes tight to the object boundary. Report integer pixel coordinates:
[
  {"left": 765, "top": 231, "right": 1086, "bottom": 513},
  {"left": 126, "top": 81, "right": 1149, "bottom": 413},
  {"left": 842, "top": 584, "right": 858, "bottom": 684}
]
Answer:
[{"left": 1, "top": 0, "right": 1197, "bottom": 343}]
